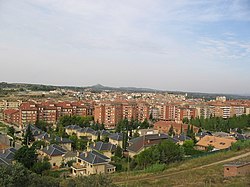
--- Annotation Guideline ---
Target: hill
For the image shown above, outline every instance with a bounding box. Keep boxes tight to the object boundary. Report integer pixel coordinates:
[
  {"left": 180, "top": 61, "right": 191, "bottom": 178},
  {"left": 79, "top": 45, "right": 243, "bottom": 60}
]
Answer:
[
  {"left": 1, "top": 82, "right": 250, "bottom": 100},
  {"left": 112, "top": 149, "right": 250, "bottom": 187}
]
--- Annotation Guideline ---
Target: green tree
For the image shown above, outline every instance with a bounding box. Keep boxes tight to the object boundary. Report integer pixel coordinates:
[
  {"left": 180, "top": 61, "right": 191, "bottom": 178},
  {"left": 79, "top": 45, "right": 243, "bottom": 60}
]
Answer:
[
  {"left": 69, "top": 134, "right": 78, "bottom": 150},
  {"left": 7, "top": 126, "right": 15, "bottom": 137},
  {"left": 23, "top": 124, "right": 35, "bottom": 145},
  {"left": 168, "top": 125, "right": 175, "bottom": 136},
  {"left": 0, "top": 163, "right": 30, "bottom": 187},
  {"left": 32, "top": 161, "right": 51, "bottom": 174},
  {"left": 14, "top": 146, "right": 37, "bottom": 169},
  {"left": 114, "top": 146, "right": 123, "bottom": 158},
  {"left": 31, "top": 140, "right": 46, "bottom": 150}
]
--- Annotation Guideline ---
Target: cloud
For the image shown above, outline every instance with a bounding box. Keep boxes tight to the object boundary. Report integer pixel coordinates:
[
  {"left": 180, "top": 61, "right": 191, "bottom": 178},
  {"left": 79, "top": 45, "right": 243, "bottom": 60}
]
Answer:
[
  {"left": 0, "top": 0, "right": 250, "bottom": 94},
  {"left": 198, "top": 36, "right": 250, "bottom": 60}
]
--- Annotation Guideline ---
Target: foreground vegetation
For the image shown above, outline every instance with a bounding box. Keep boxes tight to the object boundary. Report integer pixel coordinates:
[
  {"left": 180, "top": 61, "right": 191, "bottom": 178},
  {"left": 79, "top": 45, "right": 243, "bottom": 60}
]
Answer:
[
  {"left": 0, "top": 163, "right": 116, "bottom": 187},
  {"left": 189, "top": 114, "right": 250, "bottom": 132},
  {"left": 112, "top": 147, "right": 250, "bottom": 187}
]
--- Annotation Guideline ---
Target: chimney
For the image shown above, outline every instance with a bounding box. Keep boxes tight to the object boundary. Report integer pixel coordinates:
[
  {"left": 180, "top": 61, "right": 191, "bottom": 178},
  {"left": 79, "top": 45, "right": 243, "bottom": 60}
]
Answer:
[
  {"left": 158, "top": 133, "right": 161, "bottom": 137},
  {"left": 41, "top": 145, "right": 43, "bottom": 150},
  {"left": 47, "top": 145, "right": 49, "bottom": 150},
  {"left": 61, "top": 137, "right": 63, "bottom": 141},
  {"left": 2, "top": 149, "right": 5, "bottom": 154},
  {"left": 76, "top": 151, "right": 79, "bottom": 157}
]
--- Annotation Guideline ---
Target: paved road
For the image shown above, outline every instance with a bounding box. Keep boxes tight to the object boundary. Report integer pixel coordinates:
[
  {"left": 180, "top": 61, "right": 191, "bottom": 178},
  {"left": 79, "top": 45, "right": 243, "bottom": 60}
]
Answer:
[{"left": 114, "top": 151, "right": 250, "bottom": 185}]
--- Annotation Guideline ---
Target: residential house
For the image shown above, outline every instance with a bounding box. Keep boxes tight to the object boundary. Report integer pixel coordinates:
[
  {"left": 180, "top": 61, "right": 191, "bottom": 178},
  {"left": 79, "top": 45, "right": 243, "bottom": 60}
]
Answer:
[
  {"left": 154, "top": 120, "right": 199, "bottom": 135},
  {"left": 195, "top": 135, "right": 237, "bottom": 151},
  {"left": 35, "top": 133, "right": 73, "bottom": 151},
  {"left": 53, "top": 136, "right": 73, "bottom": 151},
  {"left": 195, "top": 131, "right": 212, "bottom": 141},
  {"left": 135, "top": 128, "right": 159, "bottom": 136},
  {"left": 23, "top": 124, "right": 43, "bottom": 136},
  {"left": 0, "top": 147, "right": 17, "bottom": 164},
  {"left": 71, "top": 150, "right": 115, "bottom": 176},
  {"left": 76, "top": 127, "right": 95, "bottom": 140},
  {"left": 127, "top": 134, "right": 178, "bottom": 157},
  {"left": 173, "top": 134, "right": 191, "bottom": 145},
  {"left": 39, "top": 144, "right": 67, "bottom": 168},
  {"left": 89, "top": 141, "right": 117, "bottom": 158},
  {"left": 109, "top": 133, "right": 123, "bottom": 147},
  {"left": 65, "top": 125, "right": 81, "bottom": 135}
]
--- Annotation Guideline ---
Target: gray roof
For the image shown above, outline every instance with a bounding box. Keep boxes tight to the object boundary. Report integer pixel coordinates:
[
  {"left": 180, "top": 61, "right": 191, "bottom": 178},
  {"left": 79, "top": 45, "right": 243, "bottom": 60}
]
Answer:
[
  {"left": 54, "top": 137, "right": 73, "bottom": 144},
  {"left": 63, "top": 151, "right": 77, "bottom": 158},
  {"left": 78, "top": 151, "right": 108, "bottom": 165},
  {"left": 234, "top": 133, "right": 247, "bottom": 140},
  {"left": 90, "top": 141, "right": 117, "bottom": 152},
  {"left": 41, "top": 144, "right": 67, "bottom": 156},
  {"left": 0, "top": 157, "right": 11, "bottom": 166},
  {"left": 0, "top": 148, "right": 17, "bottom": 161},
  {"left": 173, "top": 134, "right": 191, "bottom": 142},
  {"left": 23, "top": 124, "right": 43, "bottom": 136},
  {"left": 127, "top": 134, "right": 178, "bottom": 153},
  {"left": 196, "top": 132, "right": 211, "bottom": 138},
  {"left": 109, "top": 133, "right": 123, "bottom": 141},
  {"left": 85, "top": 127, "right": 95, "bottom": 134},
  {"left": 76, "top": 127, "right": 95, "bottom": 134},
  {"left": 100, "top": 130, "right": 110, "bottom": 137},
  {"left": 91, "top": 150, "right": 110, "bottom": 160},
  {"left": 65, "top": 125, "right": 81, "bottom": 130},
  {"left": 35, "top": 132, "right": 50, "bottom": 141}
]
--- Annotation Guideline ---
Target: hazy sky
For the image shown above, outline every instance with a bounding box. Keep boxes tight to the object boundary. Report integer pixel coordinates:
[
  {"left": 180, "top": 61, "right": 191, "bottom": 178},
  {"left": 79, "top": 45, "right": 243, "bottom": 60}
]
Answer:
[{"left": 0, "top": 0, "right": 250, "bottom": 94}]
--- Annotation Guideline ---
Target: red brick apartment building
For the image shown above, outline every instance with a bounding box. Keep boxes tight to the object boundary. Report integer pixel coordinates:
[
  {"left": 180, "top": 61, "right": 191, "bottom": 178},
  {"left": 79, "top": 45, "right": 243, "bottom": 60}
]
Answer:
[
  {"left": 137, "top": 102, "right": 150, "bottom": 122},
  {"left": 94, "top": 102, "right": 123, "bottom": 129},
  {"left": 37, "top": 102, "right": 57, "bottom": 124},
  {"left": 3, "top": 101, "right": 91, "bottom": 127},
  {"left": 20, "top": 102, "right": 38, "bottom": 126},
  {"left": 94, "top": 101, "right": 150, "bottom": 129},
  {"left": 122, "top": 101, "right": 137, "bottom": 121},
  {"left": 3, "top": 109, "right": 20, "bottom": 125},
  {"left": 158, "top": 104, "right": 197, "bottom": 122}
]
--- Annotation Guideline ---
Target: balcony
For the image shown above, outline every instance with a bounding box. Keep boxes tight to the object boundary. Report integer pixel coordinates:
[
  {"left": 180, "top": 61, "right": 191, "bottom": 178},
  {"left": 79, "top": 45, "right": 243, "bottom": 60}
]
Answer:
[{"left": 71, "top": 163, "right": 87, "bottom": 170}]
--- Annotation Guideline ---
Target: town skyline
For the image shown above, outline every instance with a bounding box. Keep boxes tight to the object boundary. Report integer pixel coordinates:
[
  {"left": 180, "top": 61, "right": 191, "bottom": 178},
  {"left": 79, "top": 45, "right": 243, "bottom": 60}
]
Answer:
[
  {"left": 1, "top": 81, "right": 250, "bottom": 97},
  {"left": 1, "top": 1, "right": 250, "bottom": 94}
]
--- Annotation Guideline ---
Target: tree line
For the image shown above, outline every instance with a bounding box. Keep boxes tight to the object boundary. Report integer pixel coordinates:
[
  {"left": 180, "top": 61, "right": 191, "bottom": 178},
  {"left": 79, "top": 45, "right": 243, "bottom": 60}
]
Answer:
[{"left": 187, "top": 114, "right": 250, "bottom": 133}]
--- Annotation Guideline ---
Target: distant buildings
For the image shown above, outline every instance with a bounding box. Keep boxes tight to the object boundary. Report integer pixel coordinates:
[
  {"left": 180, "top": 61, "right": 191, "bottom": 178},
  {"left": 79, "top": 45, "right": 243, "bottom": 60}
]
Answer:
[
  {"left": 153, "top": 120, "right": 199, "bottom": 135},
  {"left": 2, "top": 101, "right": 93, "bottom": 127},
  {"left": 94, "top": 101, "right": 149, "bottom": 129},
  {"left": 1, "top": 92, "right": 250, "bottom": 129}
]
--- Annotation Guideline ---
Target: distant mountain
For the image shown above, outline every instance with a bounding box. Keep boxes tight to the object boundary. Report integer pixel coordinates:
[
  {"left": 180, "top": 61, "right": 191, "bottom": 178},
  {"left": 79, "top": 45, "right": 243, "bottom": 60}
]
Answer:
[{"left": 0, "top": 82, "right": 249, "bottom": 100}]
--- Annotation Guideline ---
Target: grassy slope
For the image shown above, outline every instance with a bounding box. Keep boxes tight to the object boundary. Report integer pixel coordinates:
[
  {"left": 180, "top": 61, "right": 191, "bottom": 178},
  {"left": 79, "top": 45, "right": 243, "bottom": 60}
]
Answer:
[{"left": 112, "top": 149, "right": 250, "bottom": 187}]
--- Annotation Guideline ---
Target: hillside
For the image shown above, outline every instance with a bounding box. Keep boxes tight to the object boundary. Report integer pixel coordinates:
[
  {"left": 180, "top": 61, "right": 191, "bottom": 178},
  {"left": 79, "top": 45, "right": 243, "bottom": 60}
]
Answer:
[
  {"left": 1, "top": 82, "right": 250, "bottom": 100},
  {"left": 112, "top": 149, "right": 250, "bottom": 187}
]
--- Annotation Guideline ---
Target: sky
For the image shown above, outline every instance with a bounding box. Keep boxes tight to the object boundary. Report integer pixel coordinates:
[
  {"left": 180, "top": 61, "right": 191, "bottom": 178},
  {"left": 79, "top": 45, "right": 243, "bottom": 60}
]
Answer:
[{"left": 0, "top": 0, "right": 250, "bottom": 94}]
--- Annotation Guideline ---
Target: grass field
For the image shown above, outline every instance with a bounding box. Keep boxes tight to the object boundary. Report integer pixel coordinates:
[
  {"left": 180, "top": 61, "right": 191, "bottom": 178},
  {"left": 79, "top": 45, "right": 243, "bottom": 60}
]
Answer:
[{"left": 112, "top": 148, "right": 250, "bottom": 187}]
